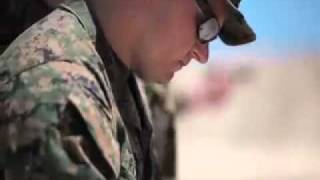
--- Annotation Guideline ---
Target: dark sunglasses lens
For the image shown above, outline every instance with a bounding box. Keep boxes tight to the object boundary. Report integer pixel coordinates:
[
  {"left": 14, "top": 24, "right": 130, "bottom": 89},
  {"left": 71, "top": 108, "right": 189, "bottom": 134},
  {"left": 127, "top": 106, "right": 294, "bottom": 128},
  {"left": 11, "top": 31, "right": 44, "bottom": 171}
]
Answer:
[{"left": 199, "top": 18, "right": 220, "bottom": 43}]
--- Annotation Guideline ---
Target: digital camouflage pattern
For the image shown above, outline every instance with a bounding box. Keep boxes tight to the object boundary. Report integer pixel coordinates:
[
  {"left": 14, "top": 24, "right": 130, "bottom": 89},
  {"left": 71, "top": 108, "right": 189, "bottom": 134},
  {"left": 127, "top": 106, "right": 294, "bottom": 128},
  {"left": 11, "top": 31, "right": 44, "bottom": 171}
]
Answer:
[{"left": 0, "top": 0, "right": 137, "bottom": 179}]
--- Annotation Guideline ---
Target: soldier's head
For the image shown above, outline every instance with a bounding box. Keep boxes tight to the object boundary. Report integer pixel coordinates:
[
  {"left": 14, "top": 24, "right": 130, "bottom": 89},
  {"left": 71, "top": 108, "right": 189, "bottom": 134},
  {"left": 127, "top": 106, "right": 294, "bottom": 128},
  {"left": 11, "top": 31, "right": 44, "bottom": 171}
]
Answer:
[{"left": 89, "top": 0, "right": 256, "bottom": 83}]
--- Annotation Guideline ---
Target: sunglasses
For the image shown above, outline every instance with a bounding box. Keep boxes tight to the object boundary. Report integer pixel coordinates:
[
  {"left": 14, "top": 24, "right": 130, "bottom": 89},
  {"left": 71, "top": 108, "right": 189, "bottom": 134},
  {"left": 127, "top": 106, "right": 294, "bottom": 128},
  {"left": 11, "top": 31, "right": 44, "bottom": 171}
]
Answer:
[{"left": 195, "top": 0, "right": 221, "bottom": 44}]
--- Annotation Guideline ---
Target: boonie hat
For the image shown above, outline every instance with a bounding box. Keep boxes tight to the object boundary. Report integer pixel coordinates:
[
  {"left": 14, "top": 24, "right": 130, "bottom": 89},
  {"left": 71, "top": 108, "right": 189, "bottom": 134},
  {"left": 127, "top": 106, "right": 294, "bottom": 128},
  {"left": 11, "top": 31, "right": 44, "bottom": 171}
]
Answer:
[{"left": 208, "top": 0, "right": 256, "bottom": 45}]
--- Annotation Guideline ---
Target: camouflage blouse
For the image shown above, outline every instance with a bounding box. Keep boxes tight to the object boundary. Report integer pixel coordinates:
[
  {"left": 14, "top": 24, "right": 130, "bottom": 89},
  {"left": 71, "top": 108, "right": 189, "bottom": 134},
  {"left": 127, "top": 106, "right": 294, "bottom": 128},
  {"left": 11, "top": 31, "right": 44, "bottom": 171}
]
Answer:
[{"left": 0, "top": 0, "right": 137, "bottom": 179}]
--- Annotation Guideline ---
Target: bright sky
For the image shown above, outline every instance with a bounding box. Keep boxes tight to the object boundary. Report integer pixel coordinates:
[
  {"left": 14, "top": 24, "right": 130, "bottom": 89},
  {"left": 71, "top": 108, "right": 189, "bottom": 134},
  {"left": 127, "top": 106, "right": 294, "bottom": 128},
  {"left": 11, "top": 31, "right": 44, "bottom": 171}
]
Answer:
[{"left": 209, "top": 0, "right": 320, "bottom": 62}]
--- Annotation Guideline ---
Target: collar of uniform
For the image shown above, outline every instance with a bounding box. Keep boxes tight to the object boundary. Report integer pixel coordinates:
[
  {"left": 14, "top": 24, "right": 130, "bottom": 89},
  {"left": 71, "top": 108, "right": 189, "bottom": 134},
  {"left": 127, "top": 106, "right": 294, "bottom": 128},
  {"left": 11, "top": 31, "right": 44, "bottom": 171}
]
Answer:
[{"left": 59, "top": 0, "right": 97, "bottom": 44}]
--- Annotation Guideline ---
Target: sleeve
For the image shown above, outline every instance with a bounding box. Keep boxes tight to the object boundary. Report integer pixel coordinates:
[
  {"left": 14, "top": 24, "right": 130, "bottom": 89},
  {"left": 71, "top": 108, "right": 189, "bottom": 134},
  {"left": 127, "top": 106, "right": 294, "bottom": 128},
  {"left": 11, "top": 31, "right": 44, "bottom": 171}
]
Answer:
[
  {"left": 0, "top": 62, "right": 120, "bottom": 180},
  {"left": 0, "top": 101, "right": 110, "bottom": 180}
]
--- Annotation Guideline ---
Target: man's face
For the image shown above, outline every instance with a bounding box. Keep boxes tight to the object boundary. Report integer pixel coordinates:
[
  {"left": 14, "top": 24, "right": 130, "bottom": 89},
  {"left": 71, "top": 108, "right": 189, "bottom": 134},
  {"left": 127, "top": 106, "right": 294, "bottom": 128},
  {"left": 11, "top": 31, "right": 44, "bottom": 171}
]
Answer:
[{"left": 132, "top": 0, "right": 226, "bottom": 83}]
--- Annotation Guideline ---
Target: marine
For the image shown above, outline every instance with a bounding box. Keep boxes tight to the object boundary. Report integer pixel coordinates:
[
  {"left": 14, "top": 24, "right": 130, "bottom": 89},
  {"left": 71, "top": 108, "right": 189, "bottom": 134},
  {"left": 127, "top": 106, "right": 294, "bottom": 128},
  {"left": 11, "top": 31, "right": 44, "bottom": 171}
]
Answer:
[{"left": 0, "top": 0, "right": 255, "bottom": 179}]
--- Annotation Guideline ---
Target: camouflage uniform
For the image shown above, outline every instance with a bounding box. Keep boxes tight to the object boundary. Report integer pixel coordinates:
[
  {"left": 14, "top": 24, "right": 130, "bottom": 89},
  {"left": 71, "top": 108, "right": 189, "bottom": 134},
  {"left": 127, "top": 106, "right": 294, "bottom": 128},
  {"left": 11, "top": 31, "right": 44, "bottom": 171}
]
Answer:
[{"left": 0, "top": 0, "right": 155, "bottom": 179}]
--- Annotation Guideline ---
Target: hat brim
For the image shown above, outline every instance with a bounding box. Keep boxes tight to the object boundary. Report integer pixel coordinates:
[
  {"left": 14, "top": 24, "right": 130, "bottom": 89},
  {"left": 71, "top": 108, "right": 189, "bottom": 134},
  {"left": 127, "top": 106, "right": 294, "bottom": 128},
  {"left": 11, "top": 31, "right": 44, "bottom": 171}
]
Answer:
[{"left": 209, "top": 0, "right": 256, "bottom": 46}]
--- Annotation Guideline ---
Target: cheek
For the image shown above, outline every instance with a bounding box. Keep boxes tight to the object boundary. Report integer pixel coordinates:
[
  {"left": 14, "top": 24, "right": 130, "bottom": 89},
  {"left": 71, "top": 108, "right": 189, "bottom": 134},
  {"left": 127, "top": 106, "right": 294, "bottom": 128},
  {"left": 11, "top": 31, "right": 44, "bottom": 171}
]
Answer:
[
  {"left": 156, "top": 28, "right": 196, "bottom": 62},
  {"left": 148, "top": 15, "right": 197, "bottom": 60},
  {"left": 168, "top": 20, "right": 197, "bottom": 58},
  {"left": 171, "top": 18, "right": 197, "bottom": 43}
]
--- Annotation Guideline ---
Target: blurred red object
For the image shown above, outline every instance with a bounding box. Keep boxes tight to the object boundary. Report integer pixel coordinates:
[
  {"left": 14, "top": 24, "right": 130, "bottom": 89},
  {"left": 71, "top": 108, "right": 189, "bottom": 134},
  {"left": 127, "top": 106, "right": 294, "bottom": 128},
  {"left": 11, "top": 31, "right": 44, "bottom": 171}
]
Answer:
[{"left": 187, "top": 68, "right": 233, "bottom": 110}]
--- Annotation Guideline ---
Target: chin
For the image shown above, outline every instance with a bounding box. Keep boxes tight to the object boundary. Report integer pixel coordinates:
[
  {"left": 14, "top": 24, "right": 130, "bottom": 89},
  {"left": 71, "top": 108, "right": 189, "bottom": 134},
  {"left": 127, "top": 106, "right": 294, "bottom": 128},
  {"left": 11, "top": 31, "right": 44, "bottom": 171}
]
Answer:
[
  {"left": 155, "top": 72, "right": 174, "bottom": 84},
  {"left": 135, "top": 70, "right": 174, "bottom": 84},
  {"left": 155, "top": 79, "right": 170, "bottom": 84},
  {"left": 142, "top": 77, "right": 170, "bottom": 84}
]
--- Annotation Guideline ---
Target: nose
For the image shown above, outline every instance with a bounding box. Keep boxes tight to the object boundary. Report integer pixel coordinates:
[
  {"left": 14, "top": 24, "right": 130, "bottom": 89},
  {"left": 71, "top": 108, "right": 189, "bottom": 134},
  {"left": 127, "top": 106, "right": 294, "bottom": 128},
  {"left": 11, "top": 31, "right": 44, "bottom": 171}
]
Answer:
[{"left": 190, "top": 41, "right": 209, "bottom": 64}]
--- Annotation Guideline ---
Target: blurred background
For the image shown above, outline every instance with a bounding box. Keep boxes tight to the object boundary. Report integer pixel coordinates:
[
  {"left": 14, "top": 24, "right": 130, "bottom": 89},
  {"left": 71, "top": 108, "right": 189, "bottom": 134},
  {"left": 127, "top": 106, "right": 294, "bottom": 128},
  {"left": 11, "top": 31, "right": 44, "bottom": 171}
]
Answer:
[{"left": 170, "top": 0, "right": 320, "bottom": 179}]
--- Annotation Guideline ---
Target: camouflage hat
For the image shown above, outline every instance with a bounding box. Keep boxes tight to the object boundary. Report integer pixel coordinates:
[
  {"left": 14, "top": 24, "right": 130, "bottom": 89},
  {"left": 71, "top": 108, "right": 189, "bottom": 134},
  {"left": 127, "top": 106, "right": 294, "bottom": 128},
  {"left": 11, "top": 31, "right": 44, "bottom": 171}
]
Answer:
[{"left": 210, "top": 0, "right": 256, "bottom": 45}]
